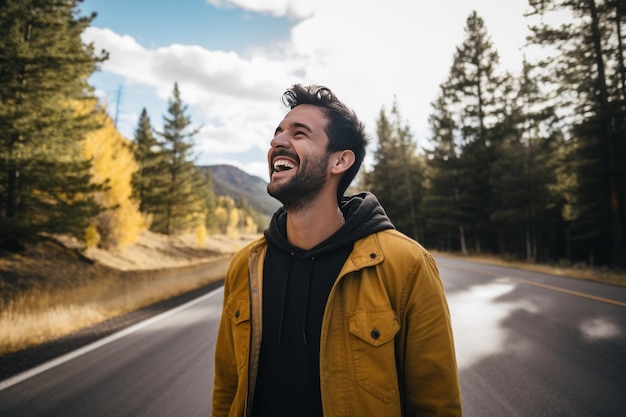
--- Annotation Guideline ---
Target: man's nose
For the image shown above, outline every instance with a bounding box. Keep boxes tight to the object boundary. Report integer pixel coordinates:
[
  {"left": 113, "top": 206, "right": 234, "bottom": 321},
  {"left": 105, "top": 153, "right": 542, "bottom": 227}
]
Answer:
[{"left": 270, "top": 131, "right": 290, "bottom": 149}]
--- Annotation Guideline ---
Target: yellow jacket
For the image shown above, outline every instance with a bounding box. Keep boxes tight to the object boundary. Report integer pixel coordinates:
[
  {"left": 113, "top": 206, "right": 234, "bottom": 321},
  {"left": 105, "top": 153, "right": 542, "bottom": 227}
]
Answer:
[{"left": 212, "top": 229, "right": 462, "bottom": 417}]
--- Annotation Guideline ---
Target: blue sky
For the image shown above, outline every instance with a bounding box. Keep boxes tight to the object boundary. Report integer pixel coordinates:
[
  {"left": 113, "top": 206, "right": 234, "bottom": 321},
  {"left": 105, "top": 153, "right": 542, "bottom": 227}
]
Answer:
[
  {"left": 81, "top": 1, "right": 292, "bottom": 52},
  {"left": 80, "top": 0, "right": 537, "bottom": 181}
]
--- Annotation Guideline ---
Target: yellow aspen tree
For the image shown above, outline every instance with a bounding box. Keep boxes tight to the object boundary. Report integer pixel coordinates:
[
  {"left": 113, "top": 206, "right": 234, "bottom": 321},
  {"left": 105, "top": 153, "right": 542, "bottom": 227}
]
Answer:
[
  {"left": 227, "top": 208, "right": 240, "bottom": 240},
  {"left": 244, "top": 215, "right": 257, "bottom": 234},
  {"left": 215, "top": 206, "right": 228, "bottom": 234},
  {"left": 196, "top": 223, "right": 208, "bottom": 246},
  {"left": 81, "top": 100, "right": 147, "bottom": 248}
]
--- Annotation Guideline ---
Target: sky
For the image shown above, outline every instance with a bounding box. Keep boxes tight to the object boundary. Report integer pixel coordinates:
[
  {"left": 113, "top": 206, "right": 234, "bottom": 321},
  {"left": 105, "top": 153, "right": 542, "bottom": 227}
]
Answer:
[{"left": 80, "top": 0, "right": 536, "bottom": 182}]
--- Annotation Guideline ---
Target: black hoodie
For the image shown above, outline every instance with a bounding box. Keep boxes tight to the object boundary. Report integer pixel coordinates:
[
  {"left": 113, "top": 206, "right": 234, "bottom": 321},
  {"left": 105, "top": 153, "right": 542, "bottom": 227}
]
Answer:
[{"left": 251, "top": 192, "right": 394, "bottom": 417}]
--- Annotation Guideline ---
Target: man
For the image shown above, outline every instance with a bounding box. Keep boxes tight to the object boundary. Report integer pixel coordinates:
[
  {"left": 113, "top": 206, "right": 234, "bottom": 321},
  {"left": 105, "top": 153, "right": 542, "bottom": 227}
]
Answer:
[{"left": 212, "top": 84, "right": 462, "bottom": 417}]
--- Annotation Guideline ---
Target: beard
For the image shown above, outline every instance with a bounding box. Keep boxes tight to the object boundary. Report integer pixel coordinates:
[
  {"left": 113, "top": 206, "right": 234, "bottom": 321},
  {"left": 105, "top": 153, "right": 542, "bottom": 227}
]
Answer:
[{"left": 267, "top": 151, "right": 329, "bottom": 211}]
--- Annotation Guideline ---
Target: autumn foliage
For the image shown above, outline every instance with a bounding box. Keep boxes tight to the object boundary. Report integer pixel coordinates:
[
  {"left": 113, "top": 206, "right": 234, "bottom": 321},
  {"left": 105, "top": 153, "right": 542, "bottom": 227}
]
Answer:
[{"left": 81, "top": 101, "right": 147, "bottom": 249}]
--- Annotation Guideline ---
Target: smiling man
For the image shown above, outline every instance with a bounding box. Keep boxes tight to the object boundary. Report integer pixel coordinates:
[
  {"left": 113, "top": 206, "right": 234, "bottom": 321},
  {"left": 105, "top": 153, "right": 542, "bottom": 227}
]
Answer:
[{"left": 212, "top": 84, "right": 462, "bottom": 417}]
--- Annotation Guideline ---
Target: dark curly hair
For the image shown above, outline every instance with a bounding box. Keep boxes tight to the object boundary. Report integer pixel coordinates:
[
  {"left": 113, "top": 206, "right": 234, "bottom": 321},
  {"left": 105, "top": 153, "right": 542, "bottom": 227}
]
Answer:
[{"left": 281, "top": 84, "right": 369, "bottom": 202}]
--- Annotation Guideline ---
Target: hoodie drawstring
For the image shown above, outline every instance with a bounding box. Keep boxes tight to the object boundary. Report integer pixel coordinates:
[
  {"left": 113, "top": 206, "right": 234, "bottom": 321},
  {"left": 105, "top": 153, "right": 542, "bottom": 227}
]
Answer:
[
  {"left": 277, "top": 252, "right": 293, "bottom": 342},
  {"left": 277, "top": 253, "right": 316, "bottom": 345},
  {"left": 301, "top": 256, "right": 314, "bottom": 344}
]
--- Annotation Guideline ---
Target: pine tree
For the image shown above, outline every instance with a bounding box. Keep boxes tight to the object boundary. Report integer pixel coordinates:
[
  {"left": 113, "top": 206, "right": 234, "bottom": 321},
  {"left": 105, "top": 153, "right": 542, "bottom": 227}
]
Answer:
[
  {"left": 438, "top": 10, "right": 508, "bottom": 254},
  {"left": 131, "top": 108, "right": 169, "bottom": 222},
  {"left": 527, "top": 0, "right": 626, "bottom": 266},
  {"left": 0, "top": 0, "right": 108, "bottom": 249},
  {"left": 155, "top": 83, "right": 211, "bottom": 235},
  {"left": 364, "top": 99, "right": 423, "bottom": 239},
  {"left": 489, "top": 60, "right": 562, "bottom": 261},
  {"left": 423, "top": 90, "right": 467, "bottom": 253}
]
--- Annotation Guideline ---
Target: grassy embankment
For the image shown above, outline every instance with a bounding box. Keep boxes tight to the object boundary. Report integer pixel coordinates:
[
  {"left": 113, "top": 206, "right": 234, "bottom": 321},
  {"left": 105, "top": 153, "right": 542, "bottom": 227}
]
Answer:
[{"left": 0, "top": 233, "right": 253, "bottom": 355}]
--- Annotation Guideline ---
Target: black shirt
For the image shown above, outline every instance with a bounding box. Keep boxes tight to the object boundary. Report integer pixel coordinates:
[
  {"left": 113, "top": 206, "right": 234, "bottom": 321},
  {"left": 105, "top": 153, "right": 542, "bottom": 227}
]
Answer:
[
  {"left": 250, "top": 192, "right": 395, "bottom": 417},
  {"left": 251, "top": 243, "right": 352, "bottom": 417}
]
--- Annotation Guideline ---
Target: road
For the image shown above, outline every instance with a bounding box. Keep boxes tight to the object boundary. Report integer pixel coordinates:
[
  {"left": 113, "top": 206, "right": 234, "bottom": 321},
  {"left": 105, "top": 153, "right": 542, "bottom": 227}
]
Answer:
[
  {"left": 1, "top": 258, "right": 625, "bottom": 416},
  {"left": 0, "top": 290, "right": 222, "bottom": 417},
  {"left": 438, "top": 258, "right": 626, "bottom": 416}
]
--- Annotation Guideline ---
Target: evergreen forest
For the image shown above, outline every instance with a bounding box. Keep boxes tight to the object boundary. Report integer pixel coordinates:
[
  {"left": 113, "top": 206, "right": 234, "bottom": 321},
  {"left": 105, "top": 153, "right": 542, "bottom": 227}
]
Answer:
[
  {"left": 363, "top": 2, "right": 626, "bottom": 269},
  {"left": 0, "top": 0, "right": 262, "bottom": 252},
  {"left": 1, "top": 0, "right": 625, "bottom": 270}
]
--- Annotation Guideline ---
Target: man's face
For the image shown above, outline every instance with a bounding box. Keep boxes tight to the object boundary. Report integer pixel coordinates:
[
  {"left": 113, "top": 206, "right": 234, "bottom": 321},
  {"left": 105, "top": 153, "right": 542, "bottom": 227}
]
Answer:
[{"left": 267, "top": 104, "right": 331, "bottom": 210}]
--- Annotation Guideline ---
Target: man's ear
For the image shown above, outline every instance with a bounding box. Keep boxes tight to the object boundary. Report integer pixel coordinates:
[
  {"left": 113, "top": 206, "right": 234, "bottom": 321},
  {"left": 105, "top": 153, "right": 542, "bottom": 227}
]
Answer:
[{"left": 330, "top": 150, "right": 356, "bottom": 175}]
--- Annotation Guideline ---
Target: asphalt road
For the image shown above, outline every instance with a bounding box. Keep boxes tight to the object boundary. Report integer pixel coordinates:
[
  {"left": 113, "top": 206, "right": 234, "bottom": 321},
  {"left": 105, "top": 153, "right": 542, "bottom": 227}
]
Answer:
[
  {"left": 1, "top": 257, "right": 625, "bottom": 416},
  {"left": 439, "top": 257, "right": 626, "bottom": 417}
]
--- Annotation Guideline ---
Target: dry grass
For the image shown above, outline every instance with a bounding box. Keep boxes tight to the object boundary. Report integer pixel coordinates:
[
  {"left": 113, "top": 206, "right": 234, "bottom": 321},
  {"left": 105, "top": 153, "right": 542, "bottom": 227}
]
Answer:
[{"left": 0, "top": 232, "right": 257, "bottom": 355}]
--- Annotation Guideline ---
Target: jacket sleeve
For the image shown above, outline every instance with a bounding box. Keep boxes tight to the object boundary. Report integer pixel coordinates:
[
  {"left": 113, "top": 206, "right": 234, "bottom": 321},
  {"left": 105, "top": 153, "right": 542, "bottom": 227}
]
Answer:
[
  {"left": 402, "top": 251, "right": 462, "bottom": 416},
  {"left": 212, "top": 258, "right": 241, "bottom": 417}
]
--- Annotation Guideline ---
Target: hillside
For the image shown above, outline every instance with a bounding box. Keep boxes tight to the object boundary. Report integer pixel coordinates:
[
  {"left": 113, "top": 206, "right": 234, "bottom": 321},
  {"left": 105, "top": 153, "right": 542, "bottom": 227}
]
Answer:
[{"left": 203, "top": 164, "right": 280, "bottom": 216}]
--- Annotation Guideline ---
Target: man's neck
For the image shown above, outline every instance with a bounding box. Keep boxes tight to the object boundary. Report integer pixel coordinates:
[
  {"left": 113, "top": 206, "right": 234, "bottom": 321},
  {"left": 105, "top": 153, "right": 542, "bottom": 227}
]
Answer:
[{"left": 285, "top": 198, "right": 344, "bottom": 250}]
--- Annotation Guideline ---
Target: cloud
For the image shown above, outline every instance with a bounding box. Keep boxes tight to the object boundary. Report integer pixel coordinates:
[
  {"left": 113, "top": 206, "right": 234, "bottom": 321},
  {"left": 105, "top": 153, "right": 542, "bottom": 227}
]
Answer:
[
  {"left": 83, "top": 26, "right": 298, "bottom": 157},
  {"left": 84, "top": 27, "right": 296, "bottom": 102},
  {"left": 83, "top": 0, "right": 533, "bottom": 177},
  {"left": 205, "top": 0, "right": 323, "bottom": 19}
]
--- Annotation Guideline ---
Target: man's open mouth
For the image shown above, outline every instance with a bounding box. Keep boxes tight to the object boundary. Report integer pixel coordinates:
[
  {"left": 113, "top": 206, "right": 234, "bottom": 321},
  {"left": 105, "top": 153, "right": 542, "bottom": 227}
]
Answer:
[{"left": 273, "top": 158, "right": 296, "bottom": 173}]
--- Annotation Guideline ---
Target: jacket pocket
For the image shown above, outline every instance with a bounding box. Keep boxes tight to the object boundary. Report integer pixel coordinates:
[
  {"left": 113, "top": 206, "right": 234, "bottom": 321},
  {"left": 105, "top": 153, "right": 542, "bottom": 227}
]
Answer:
[
  {"left": 348, "top": 308, "right": 400, "bottom": 403},
  {"left": 224, "top": 295, "right": 250, "bottom": 371}
]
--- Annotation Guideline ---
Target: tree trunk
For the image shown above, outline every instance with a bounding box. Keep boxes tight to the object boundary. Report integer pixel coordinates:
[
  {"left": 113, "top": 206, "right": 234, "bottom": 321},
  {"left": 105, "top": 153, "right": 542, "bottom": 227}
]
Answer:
[{"left": 588, "top": 0, "right": 624, "bottom": 266}]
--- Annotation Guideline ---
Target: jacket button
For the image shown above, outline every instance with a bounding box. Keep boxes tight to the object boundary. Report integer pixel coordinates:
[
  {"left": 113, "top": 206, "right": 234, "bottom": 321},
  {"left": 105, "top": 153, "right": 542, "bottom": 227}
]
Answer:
[
  {"left": 370, "top": 253, "right": 376, "bottom": 259},
  {"left": 371, "top": 328, "right": 380, "bottom": 339},
  {"left": 235, "top": 310, "right": 240, "bottom": 318}
]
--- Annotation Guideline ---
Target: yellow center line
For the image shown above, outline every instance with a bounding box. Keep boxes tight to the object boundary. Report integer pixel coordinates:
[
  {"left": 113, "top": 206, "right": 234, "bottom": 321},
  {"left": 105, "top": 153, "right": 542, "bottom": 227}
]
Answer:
[
  {"left": 507, "top": 277, "right": 626, "bottom": 309},
  {"left": 438, "top": 260, "right": 626, "bottom": 308}
]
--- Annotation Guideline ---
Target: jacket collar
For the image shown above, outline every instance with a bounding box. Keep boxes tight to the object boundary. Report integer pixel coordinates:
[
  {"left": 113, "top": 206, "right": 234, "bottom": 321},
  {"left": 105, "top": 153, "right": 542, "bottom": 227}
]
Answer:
[{"left": 338, "top": 233, "right": 384, "bottom": 276}]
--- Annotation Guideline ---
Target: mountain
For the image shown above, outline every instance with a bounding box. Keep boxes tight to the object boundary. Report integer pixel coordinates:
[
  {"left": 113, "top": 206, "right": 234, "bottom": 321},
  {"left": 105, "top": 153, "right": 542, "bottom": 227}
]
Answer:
[{"left": 203, "top": 164, "right": 281, "bottom": 216}]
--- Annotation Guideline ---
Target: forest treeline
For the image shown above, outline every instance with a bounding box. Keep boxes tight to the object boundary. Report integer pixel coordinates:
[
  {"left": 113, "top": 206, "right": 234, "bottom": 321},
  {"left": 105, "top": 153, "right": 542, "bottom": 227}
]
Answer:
[
  {"left": 0, "top": 0, "right": 263, "bottom": 252},
  {"left": 1, "top": 1, "right": 625, "bottom": 269},
  {"left": 362, "top": 2, "right": 626, "bottom": 269}
]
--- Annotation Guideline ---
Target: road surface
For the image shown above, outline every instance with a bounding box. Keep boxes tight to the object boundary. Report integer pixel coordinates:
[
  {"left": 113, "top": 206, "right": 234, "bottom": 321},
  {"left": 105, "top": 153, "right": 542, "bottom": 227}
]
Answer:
[
  {"left": 1, "top": 257, "right": 625, "bottom": 416},
  {"left": 438, "top": 257, "right": 626, "bottom": 416}
]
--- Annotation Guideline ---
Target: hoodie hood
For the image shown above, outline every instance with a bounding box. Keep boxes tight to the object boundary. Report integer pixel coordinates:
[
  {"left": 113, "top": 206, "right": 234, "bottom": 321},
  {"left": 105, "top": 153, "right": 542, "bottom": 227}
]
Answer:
[
  {"left": 260, "top": 191, "right": 394, "bottom": 347},
  {"left": 264, "top": 191, "right": 394, "bottom": 257}
]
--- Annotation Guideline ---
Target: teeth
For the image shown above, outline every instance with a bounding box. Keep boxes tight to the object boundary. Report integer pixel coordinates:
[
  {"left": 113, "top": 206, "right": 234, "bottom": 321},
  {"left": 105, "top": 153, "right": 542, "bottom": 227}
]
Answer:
[{"left": 274, "top": 159, "right": 295, "bottom": 171}]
